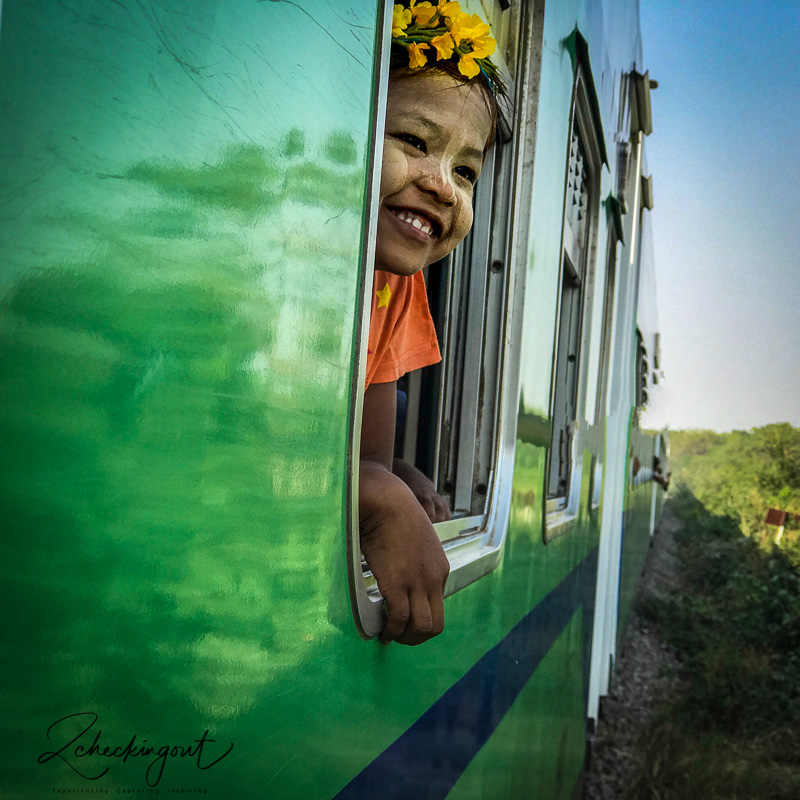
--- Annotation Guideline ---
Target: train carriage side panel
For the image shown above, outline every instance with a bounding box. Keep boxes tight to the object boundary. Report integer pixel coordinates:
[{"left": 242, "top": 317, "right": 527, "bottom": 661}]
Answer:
[
  {"left": 617, "top": 200, "right": 667, "bottom": 646},
  {"left": 507, "top": 0, "right": 660, "bottom": 790},
  {"left": 0, "top": 1, "right": 663, "bottom": 799},
  {"left": 0, "top": 2, "right": 390, "bottom": 797}
]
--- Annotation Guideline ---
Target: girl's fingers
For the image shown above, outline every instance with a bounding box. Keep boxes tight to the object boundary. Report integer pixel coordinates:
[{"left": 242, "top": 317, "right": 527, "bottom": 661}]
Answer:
[
  {"left": 429, "top": 591, "right": 445, "bottom": 637},
  {"left": 380, "top": 591, "right": 411, "bottom": 644},
  {"left": 397, "top": 590, "right": 434, "bottom": 645}
]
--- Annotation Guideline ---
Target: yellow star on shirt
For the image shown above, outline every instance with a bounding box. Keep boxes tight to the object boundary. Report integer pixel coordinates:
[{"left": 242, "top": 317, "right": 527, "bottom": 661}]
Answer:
[{"left": 376, "top": 282, "right": 392, "bottom": 309}]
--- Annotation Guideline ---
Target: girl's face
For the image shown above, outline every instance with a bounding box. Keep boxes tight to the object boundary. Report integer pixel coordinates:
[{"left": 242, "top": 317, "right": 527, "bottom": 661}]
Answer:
[{"left": 375, "top": 72, "right": 493, "bottom": 276}]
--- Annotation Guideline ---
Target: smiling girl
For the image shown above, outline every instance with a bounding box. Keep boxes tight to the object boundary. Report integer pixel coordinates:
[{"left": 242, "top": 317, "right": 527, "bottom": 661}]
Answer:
[{"left": 358, "top": 1, "right": 505, "bottom": 646}]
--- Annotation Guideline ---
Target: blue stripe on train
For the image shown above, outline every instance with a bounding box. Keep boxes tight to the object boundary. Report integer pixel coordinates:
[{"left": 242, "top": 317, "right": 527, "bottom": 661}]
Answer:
[{"left": 334, "top": 547, "right": 599, "bottom": 799}]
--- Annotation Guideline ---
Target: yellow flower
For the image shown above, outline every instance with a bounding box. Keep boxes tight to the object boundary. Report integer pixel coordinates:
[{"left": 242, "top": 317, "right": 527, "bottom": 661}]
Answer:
[
  {"left": 446, "top": 11, "right": 469, "bottom": 44},
  {"left": 408, "top": 42, "right": 431, "bottom": 69},
  {"left": 392, "top": 4, "right": 412, "bottom": 36},
  {"left": 467, "top": 33, "right": 496, "bottom": 60},
  {"left": 461, "top": 13, "right": 491, "bottom": 41},
  {"left": 411, "top": 1, "right": 437, "bottom": 26},
  {"left": 430, "top": 32, "right": 455, "bottom": 60},
  {"left": 458, "top": 55, "right": 480, "bottom": 78},
  {"left": 449, "top": 11, "right": 491, "bottom": 45},
  {"left": 437, "top": 0, "right": 462, "bottom": 20}
]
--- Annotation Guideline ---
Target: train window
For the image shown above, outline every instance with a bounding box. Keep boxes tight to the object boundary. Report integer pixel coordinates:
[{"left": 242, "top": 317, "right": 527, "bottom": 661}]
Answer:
[
  {"left": 348, "top": 0, "right": 528, "bottom": 639},
  {"left": 545, "top": 53, "right": 605, "bottom": 537},
  {"left": 384, "top": 4, "right": 518, "bottom": 530},
  {"left": 398, "top": 127, "right": 514, "bottom": 527}
]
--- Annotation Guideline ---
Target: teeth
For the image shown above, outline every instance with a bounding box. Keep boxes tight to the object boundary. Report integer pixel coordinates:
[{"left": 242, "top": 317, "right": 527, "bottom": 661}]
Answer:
[{"left": 395, "top": 209, "right": 433, "bottom": 236}]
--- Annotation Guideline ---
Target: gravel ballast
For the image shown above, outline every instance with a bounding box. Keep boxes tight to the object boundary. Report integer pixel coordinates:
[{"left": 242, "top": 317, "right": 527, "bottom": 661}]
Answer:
[{"left": 582, "top": 503, "right": 682, "bottom": 800}]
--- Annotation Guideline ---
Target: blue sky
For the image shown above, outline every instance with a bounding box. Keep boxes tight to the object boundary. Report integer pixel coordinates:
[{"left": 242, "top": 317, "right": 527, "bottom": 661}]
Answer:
[{"left": 639, "top": 0, "right": 800, "bottom": 431}]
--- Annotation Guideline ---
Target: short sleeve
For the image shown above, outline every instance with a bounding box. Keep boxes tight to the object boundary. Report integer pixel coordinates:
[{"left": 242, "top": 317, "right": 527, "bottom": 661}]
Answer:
[{"left": 365, "top": 270, "right": 441, "bottom": 388}]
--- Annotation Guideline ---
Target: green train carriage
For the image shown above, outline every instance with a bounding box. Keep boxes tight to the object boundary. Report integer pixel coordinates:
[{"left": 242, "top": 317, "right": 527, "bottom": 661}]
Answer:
[{"left": 0, "top": 0, "right": 666, "bottom": 797}]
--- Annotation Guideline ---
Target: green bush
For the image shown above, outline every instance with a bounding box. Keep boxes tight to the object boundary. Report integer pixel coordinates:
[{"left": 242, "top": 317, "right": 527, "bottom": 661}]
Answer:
[
  {"left": 631, "top": 722, "right": 800, "bottom": 800},
  {"left": 631, "top": 485, "right": 800, "bottom": 798},
  {"left": 648, "top": 489, "right": 800, "bottom": 736},
  {"left": 669, "top": 425, "right": 800, "bottom": 568}
]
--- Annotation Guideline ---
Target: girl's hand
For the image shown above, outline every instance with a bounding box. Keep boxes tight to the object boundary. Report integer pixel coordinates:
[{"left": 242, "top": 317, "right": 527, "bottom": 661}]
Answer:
[
  {"left": 392, "top": 458, "right": 451, "bottom": 523},
  {"left": 359, "top": 460, "right": 450, "bottom": 645}
]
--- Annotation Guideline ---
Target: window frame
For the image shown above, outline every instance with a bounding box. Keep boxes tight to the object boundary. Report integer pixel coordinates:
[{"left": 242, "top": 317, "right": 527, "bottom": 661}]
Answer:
[
  {"left": 544, "top": 60, "right": 606, "bottom": 541},
  {"left": 346, "top": 0, "right": 529, "bottom": 639}
]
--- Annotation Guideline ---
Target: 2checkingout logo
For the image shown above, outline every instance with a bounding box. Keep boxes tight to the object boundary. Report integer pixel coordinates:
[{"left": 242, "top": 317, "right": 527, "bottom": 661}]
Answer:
[{"left": 38, "top": 712, "right": 234, "bottom": 787}]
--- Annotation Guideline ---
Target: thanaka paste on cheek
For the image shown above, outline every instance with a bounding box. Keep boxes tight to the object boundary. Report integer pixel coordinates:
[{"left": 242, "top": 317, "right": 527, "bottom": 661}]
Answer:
[
  {"left": 379, "top": 146, "right": 409, "bottom": 199},
  {"left": 375, "top": 73, "right": 490, "bottom": 275}
]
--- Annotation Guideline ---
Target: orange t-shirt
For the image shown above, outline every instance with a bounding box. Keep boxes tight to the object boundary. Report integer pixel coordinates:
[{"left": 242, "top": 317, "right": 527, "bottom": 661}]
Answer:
[{"left": 365, "top": 270, "right": 441, "bottom": 387}]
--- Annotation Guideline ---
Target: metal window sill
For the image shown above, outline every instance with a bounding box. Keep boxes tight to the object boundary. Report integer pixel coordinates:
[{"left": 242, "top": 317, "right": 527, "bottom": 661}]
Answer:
[{"left": 544, "top": 507, "right": 578, "bottom": 542}]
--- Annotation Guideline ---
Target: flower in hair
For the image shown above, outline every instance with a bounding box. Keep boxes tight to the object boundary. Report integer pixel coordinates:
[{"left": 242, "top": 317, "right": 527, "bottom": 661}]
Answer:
[
  {"left": 411, "top": 1, "right": 437, "bottom": 26},
  {"left": 391, "top": 1, "right": 501, "bottom": 92},
  {"left": 451, "top": 13, "right": 495, "bottom": 56},
  {"left": 408, "top": 42, "right": 431, "bottom": 69},
  {"left": 437, "top": 1, "right": 462, "bottom": 18},
  {"left": 430, "top": 33, "right": 455, "bottom": 60},
  {"left": 469, "top": 34, "right": 496, "bottom": 60},
  {"left": 392, "top": 4, "right": 412, "bottom": 36},
  {"left": 457, "top": 55, "right": 479, "bottom": 78},
  {"left": 446, "top": 11, "right": 484, "bottom": 45}
]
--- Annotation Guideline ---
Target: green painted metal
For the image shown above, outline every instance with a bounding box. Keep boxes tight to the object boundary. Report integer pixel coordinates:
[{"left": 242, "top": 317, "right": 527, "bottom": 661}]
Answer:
[
  {"left": 0, "top": 1, "right": 380, "bottom": 796},
  {"left": 618, "top": 426, "right": 662, "bottom": 645},
  {"left": 618, "top": 479, "right": 655, "bottom": 644},
  {"left": 447, "top": 613, "right": 588, "bottom": 800},
  {"left": 0, "top": 1, "right": 662, "bottom": 798}
]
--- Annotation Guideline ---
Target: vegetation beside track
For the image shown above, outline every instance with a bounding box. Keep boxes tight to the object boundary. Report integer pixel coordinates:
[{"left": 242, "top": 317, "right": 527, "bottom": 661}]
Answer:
[
  {"left": 629, "top": 424, "right": 800, "bottom": 799},
  {"left": 668, "top": 424, "right": 800, "bottom": 565}
]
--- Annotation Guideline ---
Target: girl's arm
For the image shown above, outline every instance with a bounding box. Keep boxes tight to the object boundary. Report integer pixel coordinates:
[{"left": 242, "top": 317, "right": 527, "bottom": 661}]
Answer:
[
  {"left": 359, "top": 381, "right": 449, "bottom": 645},
  {"left": 391, "top": 458, "right": 450, "bottom": 523}
]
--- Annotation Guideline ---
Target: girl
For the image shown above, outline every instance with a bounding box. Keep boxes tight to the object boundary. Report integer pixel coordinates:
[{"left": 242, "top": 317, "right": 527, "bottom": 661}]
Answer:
[{"left": 358, "top": 2, "right": 505, "bottom": 645}]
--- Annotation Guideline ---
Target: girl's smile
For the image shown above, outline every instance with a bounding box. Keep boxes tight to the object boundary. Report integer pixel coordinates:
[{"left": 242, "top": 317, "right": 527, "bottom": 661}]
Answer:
[
  {"left": 387, "top": 207, "right": 437, "bottom": 239},
  {"left": 375, "top": 72, "right": 493, "bottom": 276}
]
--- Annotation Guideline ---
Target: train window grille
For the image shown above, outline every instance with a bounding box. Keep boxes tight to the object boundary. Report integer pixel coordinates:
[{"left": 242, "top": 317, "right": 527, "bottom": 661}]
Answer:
[
  {"left": 547, "top": 121, "right": 591, "bottom": 501},
  {"left": 635, "top": 329, "right": 649, "bottom": 409},
  {"left": 396, "top": 112, "right": 515, "bottom": 536}
]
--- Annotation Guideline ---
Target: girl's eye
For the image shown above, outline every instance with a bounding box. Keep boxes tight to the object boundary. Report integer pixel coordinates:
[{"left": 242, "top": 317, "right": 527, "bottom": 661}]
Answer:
[
  {"left": 455, "top": 165, "right": 478, "bottom": 185},
  {"left": 393, "top": 133, "right": 426, "bottom": 152}
]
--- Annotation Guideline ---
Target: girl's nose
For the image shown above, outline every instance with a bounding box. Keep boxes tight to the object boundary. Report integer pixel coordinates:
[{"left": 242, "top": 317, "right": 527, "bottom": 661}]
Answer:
[{"left": 417, "top": 163, "right": 456, "bottom": 204}]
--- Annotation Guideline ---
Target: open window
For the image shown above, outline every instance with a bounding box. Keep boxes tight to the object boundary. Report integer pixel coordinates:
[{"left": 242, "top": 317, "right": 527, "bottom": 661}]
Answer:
[
  {"left": 545, "top": 40, "right": 606, "bottom": 539},
  {"left": 396, "top": 118, "right": 516, "bottom": 535},
  {"left": 348, "top": 0, "right": 529, "bottom": 639}
]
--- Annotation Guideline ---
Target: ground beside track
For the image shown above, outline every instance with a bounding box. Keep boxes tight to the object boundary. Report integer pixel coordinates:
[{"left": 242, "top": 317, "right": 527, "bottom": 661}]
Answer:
[{"left": 582, "top": 500, "right": 681, "bottom": 800}]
